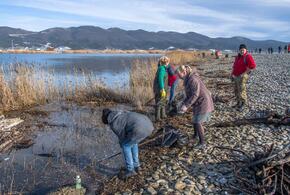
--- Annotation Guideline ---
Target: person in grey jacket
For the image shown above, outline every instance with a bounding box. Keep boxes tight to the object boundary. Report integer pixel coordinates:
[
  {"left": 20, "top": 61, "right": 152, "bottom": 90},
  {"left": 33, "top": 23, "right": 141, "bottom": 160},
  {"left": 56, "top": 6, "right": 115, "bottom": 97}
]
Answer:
[{"left": 102, "top": 109, "right": 154, "bottom": 178}]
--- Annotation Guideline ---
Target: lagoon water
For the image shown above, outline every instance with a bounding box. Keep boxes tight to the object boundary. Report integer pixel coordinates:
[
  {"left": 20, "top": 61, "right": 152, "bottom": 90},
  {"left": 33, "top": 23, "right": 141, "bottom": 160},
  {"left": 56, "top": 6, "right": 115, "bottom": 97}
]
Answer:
[
  {"left": 0, "top": 53, "right": 160, "bottom": 193},
  {"left": 0, "top": 53, "right": 160, "bottom": 88}
]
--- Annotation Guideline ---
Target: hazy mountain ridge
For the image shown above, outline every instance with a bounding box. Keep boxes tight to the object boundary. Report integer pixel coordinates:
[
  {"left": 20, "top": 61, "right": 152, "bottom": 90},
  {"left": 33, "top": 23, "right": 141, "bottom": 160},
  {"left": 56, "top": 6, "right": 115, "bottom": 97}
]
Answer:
[{"left": 0, "top": 26, "right": 287, "bottom": 50}]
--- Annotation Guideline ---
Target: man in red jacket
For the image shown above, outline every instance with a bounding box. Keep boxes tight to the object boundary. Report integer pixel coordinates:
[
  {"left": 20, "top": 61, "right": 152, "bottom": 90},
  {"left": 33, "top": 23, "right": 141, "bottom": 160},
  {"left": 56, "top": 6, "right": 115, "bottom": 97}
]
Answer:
[{"left": 231, "top": 44, "right": 256, "bottom": 111}]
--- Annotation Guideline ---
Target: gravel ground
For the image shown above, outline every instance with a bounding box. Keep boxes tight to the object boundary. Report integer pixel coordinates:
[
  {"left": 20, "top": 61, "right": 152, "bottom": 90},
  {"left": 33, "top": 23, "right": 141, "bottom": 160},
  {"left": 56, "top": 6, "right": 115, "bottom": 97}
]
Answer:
[{"left": 100, "top": 54, "right": 290, "bottom": 195}]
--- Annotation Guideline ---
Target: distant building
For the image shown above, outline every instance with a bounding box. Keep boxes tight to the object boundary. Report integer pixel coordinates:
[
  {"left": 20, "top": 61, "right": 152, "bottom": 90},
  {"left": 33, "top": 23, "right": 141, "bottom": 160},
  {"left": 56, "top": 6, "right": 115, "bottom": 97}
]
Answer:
[
  {"left": 187, "top": 48, "right": 198, "bottom": 51},
  {"left": 166, "top": 46, "right": 176, "bottom": 50},
  {"left": 56, "top": 46, "right": 71, "bottom": 53}
]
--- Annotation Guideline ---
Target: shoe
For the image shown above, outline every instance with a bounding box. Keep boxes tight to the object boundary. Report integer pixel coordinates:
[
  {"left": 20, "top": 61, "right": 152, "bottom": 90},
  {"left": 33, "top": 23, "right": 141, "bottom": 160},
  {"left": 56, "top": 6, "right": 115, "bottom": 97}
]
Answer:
[
  {"left": 121, "top": 170, "right": 137, "bottom": 180},
  {"left": 135, "top": 167, "right": 142, "bottom": 173}
]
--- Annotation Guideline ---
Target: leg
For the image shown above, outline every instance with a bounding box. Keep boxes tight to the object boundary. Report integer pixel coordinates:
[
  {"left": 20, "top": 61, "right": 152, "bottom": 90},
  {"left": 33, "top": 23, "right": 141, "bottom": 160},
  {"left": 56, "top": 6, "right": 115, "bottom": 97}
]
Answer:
[
  {"left": 240, "top": 74, "right": 249, "bottom": 106},
  {"left": 122, "top": 143, "right": 134, "bottom": 172},
  {"left": 194, "top": 123, "right": 205, "bottom": 145},
  {"left": 155, "top": 104, "right": 161, "bottom": 121},
  {"left": 155, "top": 95, "right": 161, "bottom": 121},
  {"left": 131, "top": 144, "right": 140, "bottom": 168},
  {"left": 160, "top": 98, "right": 167, "bottom": 119},
  {"left": 233, "top": 77, "right": 240, "bottom": 107},
  {"left": 169, "top": 80, "right": 178, "bottom": 104}
]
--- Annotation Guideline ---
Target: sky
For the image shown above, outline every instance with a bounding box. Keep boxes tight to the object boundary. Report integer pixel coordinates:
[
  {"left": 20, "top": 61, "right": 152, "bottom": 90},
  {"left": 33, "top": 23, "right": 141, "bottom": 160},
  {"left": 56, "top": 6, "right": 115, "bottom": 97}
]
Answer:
[{"left": 0, "top": 0, "right": 289, "bottom": 42}]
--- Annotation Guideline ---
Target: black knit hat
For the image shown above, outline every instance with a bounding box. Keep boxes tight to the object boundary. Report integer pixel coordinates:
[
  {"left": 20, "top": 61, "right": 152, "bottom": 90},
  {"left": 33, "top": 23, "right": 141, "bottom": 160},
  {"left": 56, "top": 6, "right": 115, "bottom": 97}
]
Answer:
[
  {"left": 239, "top": 44, "right": 247, "bottom": 50},
  {"left": 102, "top": 108, "right": 111, "bottom": 124}
]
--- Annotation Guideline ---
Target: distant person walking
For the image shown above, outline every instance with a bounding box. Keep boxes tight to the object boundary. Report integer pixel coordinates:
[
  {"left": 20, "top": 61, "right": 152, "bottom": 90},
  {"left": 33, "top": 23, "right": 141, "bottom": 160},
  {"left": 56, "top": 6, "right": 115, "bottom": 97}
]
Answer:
[
  {"left": 285, "top": 45, "right": 288, "bottom": 53},
  {"left": 278, "top": 46, "right": 282, "bottom": 54},
  {"left": 176, "top": 65, "right": 214, "bottom": 148},
  {"left": 259, "top": 48, "right": 262, "bottom": 54},
  {"left": 167, "top": 63, "right": 178, "bottom": 109},
  {"left": 153, "top": 56, "right": 169, "bottom": 121},
  {"left": 231, "top": 44, "right": 256, "bottom": 111},
  {"left": 288, "top": 44, "right": 290, "bottom": 53},
  {"left": 102, "top": 109, "right": 154, "bottom": 179}
]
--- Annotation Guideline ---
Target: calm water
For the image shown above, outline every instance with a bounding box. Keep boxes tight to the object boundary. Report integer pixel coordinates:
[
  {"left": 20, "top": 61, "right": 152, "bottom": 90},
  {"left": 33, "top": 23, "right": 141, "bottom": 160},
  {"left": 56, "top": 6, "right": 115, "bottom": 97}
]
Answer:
[
  {"left": 0, "top": 102, "right": 133, "bottom": 194},
  {"left": 0, "top": 53, "right": 160, "bottom": 88}
]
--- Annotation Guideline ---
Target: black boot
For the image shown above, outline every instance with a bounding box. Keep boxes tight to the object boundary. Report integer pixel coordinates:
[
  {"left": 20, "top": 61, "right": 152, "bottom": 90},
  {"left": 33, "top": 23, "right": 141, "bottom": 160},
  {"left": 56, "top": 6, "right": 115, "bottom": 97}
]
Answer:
[{"left": 121, "top": 170, "right": 137, "bottom": 180}]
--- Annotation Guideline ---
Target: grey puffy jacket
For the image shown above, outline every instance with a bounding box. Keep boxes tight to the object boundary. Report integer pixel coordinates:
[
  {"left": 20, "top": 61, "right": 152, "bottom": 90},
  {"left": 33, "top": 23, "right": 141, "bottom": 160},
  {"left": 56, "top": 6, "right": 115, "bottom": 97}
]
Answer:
[{"left": 107, "top": 110, "right": 154, "bottom": 145}]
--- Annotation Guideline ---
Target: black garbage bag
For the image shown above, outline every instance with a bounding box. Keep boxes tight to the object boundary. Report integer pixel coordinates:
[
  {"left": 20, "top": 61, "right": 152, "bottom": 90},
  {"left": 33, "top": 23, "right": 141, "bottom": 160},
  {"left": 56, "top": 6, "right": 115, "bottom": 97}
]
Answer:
[{"left": 155, "top": 125, "right": 188, "bottom": 147}]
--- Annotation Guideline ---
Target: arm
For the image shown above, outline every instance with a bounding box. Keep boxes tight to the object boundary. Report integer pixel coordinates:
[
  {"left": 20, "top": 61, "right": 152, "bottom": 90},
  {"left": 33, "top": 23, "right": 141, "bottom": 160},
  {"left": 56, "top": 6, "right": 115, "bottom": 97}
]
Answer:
[
  {"left": 246, "top": 55, "right": 256, "bottom": 73},
  {"left": 182, "top": 78, "right": 200, "bottom": 108},
  {"left": 231, "top": 57, "right": 238, "bottom": 76},
  {"left": 158, "top": 67, "right": 166, "bottom": 90}
]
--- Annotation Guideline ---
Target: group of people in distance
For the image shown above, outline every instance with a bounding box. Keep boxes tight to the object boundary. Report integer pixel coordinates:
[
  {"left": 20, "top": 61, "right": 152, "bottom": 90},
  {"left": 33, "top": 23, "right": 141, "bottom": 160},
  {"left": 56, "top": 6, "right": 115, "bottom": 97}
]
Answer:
[{"left": 101, "top": 44, "right": 256, "bottom": 179}]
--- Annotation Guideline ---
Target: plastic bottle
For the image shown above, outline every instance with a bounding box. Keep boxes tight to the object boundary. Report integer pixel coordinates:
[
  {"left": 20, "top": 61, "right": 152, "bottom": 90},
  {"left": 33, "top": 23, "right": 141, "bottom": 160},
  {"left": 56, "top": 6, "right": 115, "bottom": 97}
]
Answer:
[{"left": 76, "top": 175, "right": 82, "bottom": 189}]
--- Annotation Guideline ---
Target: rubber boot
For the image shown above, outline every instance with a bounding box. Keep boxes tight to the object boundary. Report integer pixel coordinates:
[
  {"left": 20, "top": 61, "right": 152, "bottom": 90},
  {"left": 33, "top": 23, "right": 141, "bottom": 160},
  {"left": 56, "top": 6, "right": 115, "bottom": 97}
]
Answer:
[
  {"left": 161, "top": 106, "right": 167, "bottom": 119},
  {"left": 155, "top": 106, "right": 161, "bottom": 122}
]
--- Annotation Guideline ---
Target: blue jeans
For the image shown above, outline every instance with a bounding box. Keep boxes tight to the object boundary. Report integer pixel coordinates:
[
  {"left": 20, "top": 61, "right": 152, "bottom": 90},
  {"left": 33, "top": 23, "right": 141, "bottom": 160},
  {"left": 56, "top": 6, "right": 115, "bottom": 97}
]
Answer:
[
  {"left": 122, "top": 142, "right": 140, "bottom": 171},
  {"left": 169, "top": 79, "right": 178, "bottom": 104}
]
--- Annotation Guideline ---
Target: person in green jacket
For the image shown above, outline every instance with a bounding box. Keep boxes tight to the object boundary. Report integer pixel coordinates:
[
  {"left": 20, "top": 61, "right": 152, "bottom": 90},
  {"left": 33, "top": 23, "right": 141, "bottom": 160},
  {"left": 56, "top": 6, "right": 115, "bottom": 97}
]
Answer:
[{"left": 153, "top": 56, "right": 169, "bottom": 121}]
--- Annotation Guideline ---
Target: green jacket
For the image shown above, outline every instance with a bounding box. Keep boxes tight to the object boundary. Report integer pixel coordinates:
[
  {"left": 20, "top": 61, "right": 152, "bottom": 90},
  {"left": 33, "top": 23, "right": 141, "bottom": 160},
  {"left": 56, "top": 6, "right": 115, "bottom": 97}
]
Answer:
[{"left": 153, "top": 65, "right": 168, "bottom": 95}]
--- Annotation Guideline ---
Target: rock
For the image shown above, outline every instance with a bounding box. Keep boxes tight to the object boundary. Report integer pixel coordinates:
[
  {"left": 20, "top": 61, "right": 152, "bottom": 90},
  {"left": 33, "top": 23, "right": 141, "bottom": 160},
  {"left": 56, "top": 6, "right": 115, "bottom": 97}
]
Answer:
[
  {"left": 152, "top": 173, "right": 159, "bottom": 180},
  {"left": 174, "top": 181, "right": 186, "bottom": 191},
  {"left": 146, "top": 186, "right": 157, "bottom": 195},
  {"left": 196, "top": 183, "right": 204, "bottom": 191},
  {"left": 156, "top": 179, "right": 168, "bottom": 185},
  {"left": 151, "top": 182, "right": 159, "bottom": 189}
]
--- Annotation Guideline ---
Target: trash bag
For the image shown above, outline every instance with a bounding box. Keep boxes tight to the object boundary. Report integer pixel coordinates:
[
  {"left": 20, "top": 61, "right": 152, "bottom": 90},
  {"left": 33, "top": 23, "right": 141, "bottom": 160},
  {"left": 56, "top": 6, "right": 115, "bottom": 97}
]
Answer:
[{"left": 156, "top": 125, "right": 188, "bottom": 147}]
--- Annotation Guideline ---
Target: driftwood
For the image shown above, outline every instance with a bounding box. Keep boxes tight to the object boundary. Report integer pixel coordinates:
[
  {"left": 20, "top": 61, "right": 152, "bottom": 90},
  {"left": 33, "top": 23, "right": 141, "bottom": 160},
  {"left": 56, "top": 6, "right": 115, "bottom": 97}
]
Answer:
[
  {"left": 213, "top": 111, "right": 290, "bottom": 127},
  {"left": 216, "top": 143, "right": 290, "bottom": 194},
  {"left": 0, "top": 115, "right": 24, "bottom": 153}
]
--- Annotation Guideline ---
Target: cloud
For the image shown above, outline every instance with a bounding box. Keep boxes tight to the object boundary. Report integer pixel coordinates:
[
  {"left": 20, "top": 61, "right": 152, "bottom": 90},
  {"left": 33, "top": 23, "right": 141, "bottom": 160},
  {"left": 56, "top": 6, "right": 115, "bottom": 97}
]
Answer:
[{"left": 252, "top": 0, "right": 290, "bottom": 7}]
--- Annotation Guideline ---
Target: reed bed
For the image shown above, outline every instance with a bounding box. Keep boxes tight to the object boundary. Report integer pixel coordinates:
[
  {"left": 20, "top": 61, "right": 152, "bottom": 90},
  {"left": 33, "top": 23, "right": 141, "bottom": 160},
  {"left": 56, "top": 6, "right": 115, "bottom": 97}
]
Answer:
[{"left": 0, "top": 51, "right": 206, "bottom": 112}]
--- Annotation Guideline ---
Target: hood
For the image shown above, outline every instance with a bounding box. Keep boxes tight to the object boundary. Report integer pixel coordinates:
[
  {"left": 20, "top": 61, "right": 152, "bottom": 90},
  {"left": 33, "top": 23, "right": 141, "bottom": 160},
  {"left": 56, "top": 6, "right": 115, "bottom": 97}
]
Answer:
[{"left": 107, "top": 110, "right": 124, "bottom": 124}]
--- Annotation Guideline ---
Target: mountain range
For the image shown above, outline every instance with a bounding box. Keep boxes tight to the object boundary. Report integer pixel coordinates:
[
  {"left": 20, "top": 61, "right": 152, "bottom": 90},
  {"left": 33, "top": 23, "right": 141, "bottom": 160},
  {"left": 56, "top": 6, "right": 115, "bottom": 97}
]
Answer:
[{"left": 0, "top": 26, "right": 288, "bottom": 50}]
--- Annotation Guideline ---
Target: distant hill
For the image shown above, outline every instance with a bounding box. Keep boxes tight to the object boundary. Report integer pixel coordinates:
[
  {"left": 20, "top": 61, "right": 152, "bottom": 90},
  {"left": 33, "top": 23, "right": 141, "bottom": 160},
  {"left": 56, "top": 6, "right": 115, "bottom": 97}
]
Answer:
[{"left": 0, "top": 26, "right": 287, "bottom": 50}]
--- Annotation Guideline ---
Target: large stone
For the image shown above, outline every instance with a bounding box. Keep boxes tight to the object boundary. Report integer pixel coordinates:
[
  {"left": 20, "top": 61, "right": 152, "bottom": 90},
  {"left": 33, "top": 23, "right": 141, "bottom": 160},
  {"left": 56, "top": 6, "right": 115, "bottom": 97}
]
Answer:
[
  {"left": 146, "top": 186, "right": 157, "bottom": 195},
  {"left": 174, "top": 181, "right": 186, "bottom": 191}
]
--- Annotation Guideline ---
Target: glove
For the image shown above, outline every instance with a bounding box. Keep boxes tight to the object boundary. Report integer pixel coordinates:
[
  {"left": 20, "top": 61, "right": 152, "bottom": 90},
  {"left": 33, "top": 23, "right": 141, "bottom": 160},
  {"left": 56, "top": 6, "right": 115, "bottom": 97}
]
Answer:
[
  {"left": 160, "top": 89, "right": 166, "bottom": 99},
  {"left": 178, "top": 105, "right": 187, "bottom": 114},
  {"left": 181, "top": 105, "right": 188, "bottom": 112}
]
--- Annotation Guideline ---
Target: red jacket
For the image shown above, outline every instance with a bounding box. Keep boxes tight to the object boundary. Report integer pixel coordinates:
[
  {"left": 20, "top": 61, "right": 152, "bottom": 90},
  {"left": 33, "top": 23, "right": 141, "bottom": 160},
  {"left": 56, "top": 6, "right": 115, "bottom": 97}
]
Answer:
[
  {"left": 167, "top": 64, "right": 178, "bottom": 86},
  {"left": 232, "top": 52, "right": 256, "bottom": 76}
]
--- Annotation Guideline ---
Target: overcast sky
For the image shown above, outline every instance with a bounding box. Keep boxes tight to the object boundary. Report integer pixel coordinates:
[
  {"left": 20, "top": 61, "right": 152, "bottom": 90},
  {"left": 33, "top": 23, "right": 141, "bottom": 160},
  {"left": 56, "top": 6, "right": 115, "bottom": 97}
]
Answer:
[{"left": 1, "top": 0, "right": 289, "bottom": 41}]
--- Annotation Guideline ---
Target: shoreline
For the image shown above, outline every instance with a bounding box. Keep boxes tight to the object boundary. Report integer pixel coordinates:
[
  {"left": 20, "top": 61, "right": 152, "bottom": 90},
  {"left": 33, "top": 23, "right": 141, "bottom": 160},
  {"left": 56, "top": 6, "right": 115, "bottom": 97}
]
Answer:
[
  {"left": 0, "top": 54, "right": 289, "bottom": 194},
  {"left": 0, "top": 49, "right": 167, "bottom": 54}
]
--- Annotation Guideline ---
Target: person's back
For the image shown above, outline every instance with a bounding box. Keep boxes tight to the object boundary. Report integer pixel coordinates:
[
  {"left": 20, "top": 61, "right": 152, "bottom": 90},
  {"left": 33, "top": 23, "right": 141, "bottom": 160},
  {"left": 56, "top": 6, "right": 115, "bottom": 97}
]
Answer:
[
  {"left": 107, "top": 110, "right": 154, "bottom": 144},
  {"left": 183, "top": 72, "right": 214, "bottom": 114},
  {"left": 102, "top": 109, "right": 154, "bottom": 179}
]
